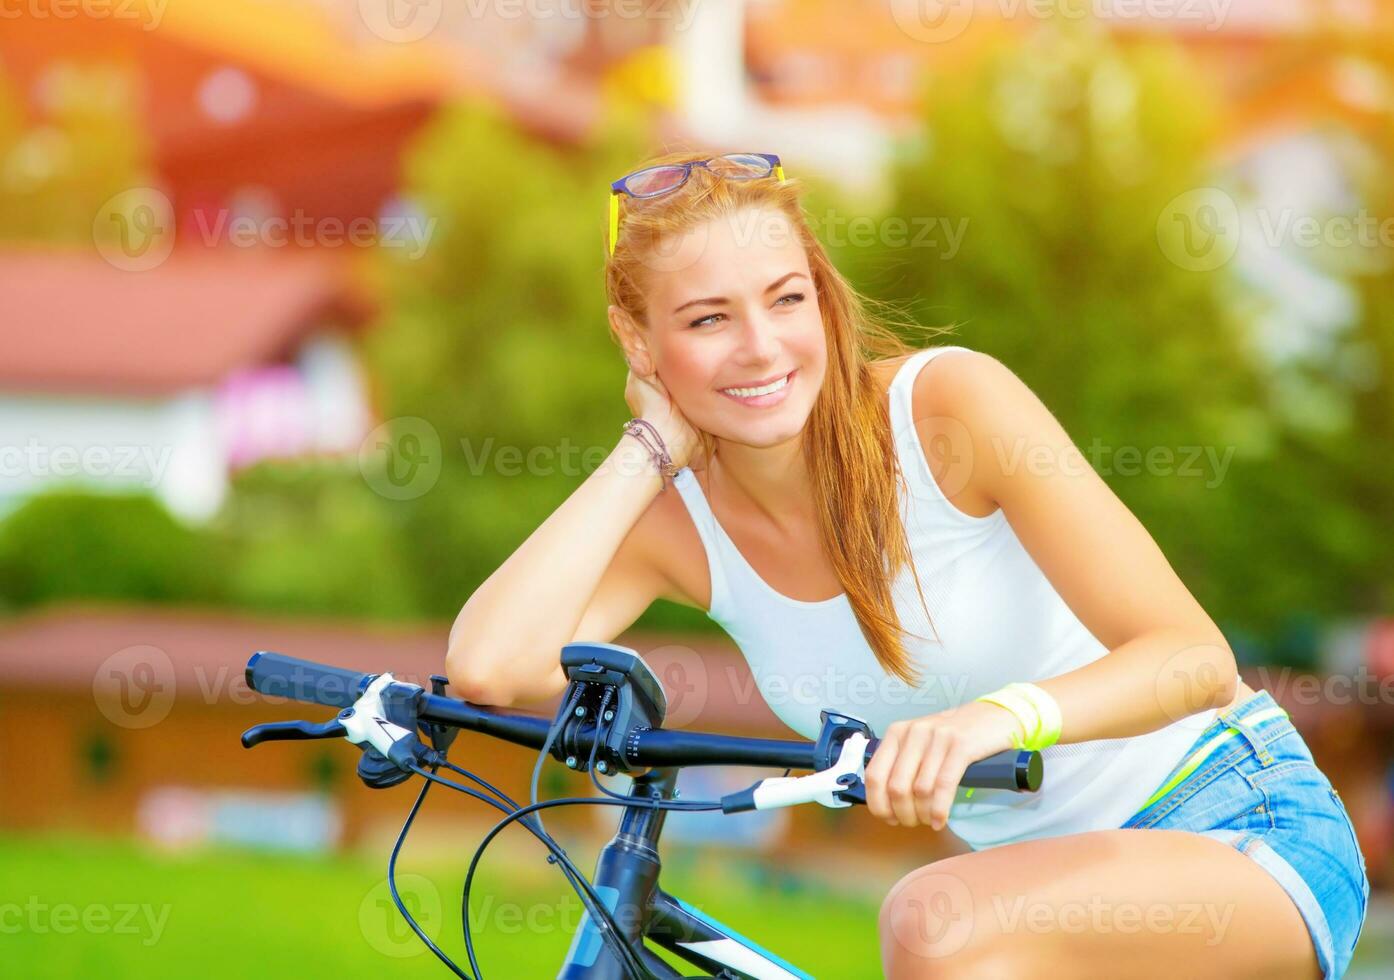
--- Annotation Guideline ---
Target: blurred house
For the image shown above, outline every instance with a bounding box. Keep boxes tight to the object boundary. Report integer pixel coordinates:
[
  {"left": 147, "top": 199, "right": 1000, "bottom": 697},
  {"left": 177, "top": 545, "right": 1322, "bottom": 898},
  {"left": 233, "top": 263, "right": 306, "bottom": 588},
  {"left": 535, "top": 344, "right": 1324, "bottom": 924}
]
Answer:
[
  {"left": 0, "top": 0, "right": 675, "bottom": 200},
  {"left": 4, "top": 0, "right": 1389, "bottom": 225},
  {"left": 0, "top": 2, "right": 450, "bottom": 523},
  {"left": 0, "top": 604, "right": 954, "bottom": 864},
  {"left": 735, "top": 0, "right": 1394, "bottom": 368},
  {"left": 741, "top": 0, "right": 1394, "bottom": 122},
  {"left": 0, "top": 603, "right": 1388, "bottom": 870},
  {"left": 0, "top": 0, "right": 449, "bottom": 233},
  {"left": 0, "top": 248, "right": 374, "bottom": 521},
  {"left": 305, "top": 0, "right": 676, "bottom": 144}
]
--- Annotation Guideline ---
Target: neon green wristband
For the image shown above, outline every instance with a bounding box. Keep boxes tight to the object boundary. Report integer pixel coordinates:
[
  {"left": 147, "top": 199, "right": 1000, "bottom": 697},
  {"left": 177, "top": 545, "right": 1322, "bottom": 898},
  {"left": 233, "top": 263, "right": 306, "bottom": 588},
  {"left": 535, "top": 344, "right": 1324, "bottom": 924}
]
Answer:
[
  {"left": 974, "top": 688, "right": 1036, "bottom": 750},
  {"left": 1009, "top": 682, "right": 1062, "bottom": 750},
  {"left": 975, "top": 682, "right": 1062, "bottom": 751}
]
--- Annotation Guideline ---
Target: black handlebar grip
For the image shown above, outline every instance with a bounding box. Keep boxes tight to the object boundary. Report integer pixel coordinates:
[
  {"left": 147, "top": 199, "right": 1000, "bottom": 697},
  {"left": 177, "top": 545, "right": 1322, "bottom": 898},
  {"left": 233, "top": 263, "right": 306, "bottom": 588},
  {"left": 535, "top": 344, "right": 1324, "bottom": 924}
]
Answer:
[
  {"left": 245, "top": 652, "right": 371, "bottom": 709},
  {"left": 862, "top": 742, "right": 1042, "bottom": 792},
  {"left": 961, "top": 748, "right": 1042, "bottom": 791}
]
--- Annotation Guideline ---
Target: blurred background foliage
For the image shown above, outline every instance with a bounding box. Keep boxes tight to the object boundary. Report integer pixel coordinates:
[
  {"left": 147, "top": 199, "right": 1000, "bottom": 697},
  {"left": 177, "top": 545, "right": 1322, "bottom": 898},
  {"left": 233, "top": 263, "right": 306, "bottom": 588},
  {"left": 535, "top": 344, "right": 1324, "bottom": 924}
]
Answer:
[
  {"left": 0, "top": 64, "right": 146, "bottom": 241},
  {"left": 2, "top": 24, "right": 1390, "bottom": 667}
]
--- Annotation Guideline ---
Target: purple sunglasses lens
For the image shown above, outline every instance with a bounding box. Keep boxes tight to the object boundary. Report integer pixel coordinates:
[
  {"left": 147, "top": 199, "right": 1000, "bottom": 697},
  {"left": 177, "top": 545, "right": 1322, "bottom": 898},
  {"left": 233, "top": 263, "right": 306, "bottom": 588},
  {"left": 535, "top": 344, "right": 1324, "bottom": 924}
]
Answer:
[
  {"left": 709, "top": 154, "right": 772, "bottom": 177},
  {"left": 625, "top": 166, "right": 688, "bottom": 197}
]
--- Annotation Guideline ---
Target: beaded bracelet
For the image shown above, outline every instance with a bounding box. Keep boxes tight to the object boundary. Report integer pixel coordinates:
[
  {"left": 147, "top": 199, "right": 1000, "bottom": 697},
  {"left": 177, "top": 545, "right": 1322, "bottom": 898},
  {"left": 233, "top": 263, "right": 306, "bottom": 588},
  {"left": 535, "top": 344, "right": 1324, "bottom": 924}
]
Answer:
[{"left": 621, "top": 418, "right": 680, "bottom": 489}]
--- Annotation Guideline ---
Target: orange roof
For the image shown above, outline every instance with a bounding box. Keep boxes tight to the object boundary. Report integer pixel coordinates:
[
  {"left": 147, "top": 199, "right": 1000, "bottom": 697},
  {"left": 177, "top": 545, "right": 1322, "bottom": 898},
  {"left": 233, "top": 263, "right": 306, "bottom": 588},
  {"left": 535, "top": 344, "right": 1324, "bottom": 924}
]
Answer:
[
  {"left": 0, "top": 247, "right": 373, "bottom": 397},
  {"left": 134, "top": 0, "right": 457, "bottom": 108}
]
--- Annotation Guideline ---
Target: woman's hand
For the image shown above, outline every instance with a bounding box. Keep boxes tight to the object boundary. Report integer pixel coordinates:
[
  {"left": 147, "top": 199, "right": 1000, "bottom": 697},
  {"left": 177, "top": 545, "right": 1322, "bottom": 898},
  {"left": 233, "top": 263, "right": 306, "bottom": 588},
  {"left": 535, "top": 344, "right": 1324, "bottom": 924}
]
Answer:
[
  {"left": 624, "top": 365, "right": 704, "bottom": 470},
  {"left": 862, "top": 701, "right": 1025, "bottom": 830}
]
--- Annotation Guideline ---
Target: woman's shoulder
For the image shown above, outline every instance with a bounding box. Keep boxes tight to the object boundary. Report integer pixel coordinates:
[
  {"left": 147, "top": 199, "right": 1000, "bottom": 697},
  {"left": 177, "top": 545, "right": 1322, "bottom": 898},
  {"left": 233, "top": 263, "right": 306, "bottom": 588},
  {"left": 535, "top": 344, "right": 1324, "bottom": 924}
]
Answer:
[
  {"left": 867, "top": 351, "right": 916, "bottom": 394},
  {"left": 868, "top": 345, "right": 989, "bottom": 405},
  {"left": 899, "top": 346, "right": 1006, "bottom": 520},
  {"left": 905, "top": 348, "right": 1039, "bottom": 442}
]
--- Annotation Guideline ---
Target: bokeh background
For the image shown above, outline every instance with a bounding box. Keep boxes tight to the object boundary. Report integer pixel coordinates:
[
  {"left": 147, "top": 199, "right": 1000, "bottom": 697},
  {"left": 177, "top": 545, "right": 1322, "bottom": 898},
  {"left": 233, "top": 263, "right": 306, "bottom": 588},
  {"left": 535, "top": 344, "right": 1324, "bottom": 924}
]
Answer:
[{"left": 2, "top": 0, "right": 1392, "bottom": 976}]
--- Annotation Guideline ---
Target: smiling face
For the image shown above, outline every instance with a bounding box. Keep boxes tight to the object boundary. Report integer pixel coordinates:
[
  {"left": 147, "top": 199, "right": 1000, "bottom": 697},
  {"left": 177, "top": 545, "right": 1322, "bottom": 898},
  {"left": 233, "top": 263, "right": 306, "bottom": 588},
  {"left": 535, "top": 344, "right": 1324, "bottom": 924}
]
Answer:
[{"left": 615, "top": 206, "right": 828, "bottom": 449}]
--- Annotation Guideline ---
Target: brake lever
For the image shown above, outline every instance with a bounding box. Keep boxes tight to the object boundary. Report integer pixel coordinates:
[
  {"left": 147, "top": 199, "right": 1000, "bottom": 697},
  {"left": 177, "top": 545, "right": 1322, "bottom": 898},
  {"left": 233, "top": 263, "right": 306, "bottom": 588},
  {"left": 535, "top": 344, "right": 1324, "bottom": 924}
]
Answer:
[
  {"left": 721, "top": 733, "right": 869, "bottom": 813},
  {"left": 241, "top": 718, "right": 347, "bottom": 749}
]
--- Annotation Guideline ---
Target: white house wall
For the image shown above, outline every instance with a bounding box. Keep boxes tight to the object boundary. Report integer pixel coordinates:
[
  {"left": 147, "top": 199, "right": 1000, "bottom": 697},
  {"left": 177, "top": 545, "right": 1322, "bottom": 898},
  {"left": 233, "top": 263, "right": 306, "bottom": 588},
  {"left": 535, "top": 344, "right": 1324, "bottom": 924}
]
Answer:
[{"left": 0, "top": 389, "right": 225, "bottom": 523}]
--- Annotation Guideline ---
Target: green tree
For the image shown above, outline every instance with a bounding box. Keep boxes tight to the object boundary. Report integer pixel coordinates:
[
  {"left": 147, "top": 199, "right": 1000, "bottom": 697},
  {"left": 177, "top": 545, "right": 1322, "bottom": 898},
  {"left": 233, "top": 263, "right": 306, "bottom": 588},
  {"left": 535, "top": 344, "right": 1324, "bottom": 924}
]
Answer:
[
  {"left": 862, "top": 24, "right": 1346, "bottom": 647},
  {"left": 215, "top": 461, "right": 423, "bottom": 620},
  {"left": 361, "top": 97, "right": 712, "bottom": 632},
  {"left": 0, "top": 491, "right": 221, "bottom": 611}
]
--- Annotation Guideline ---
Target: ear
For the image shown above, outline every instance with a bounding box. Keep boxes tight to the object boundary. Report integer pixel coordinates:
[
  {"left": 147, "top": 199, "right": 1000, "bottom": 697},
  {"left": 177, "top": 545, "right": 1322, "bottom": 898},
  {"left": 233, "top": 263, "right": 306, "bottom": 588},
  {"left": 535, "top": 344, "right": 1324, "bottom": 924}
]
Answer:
[{"left": 608, "top": 305, "right": 654, "bottom": 376}]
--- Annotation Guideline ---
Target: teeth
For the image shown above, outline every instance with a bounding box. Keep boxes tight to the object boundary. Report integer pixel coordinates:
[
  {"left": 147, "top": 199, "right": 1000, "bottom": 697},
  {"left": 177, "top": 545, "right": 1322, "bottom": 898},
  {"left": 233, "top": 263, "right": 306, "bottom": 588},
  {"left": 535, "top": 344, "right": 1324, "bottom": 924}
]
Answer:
[{"left": 723, "top": 373, "right": 790, "bottom": 399}]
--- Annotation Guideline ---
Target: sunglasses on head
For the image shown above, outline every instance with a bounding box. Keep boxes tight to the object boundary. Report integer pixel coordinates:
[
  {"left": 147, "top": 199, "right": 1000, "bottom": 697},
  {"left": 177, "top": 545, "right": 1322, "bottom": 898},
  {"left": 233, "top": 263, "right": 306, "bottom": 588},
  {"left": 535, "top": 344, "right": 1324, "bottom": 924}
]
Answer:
[{"left": 607, "top": 152, "right": 785, "bottom": 257}]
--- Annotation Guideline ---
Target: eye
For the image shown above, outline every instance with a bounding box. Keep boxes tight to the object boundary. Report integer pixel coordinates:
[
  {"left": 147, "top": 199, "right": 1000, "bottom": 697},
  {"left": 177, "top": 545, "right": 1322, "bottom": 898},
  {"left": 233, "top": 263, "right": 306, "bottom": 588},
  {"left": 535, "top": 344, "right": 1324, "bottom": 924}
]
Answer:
[{"left": 688, "top": 292, "right": 803, "bottom": 329}]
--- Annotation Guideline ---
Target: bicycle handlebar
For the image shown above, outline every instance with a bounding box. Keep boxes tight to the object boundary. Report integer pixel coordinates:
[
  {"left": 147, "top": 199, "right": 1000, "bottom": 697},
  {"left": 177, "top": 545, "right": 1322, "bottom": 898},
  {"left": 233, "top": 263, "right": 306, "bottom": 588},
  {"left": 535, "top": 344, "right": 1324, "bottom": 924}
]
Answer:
[
  {"left": 245, "top": 651, "right": 1042, "bottom": 793},
  {"left": 247, "top": 650, "right": 369, "bottom": 708}
]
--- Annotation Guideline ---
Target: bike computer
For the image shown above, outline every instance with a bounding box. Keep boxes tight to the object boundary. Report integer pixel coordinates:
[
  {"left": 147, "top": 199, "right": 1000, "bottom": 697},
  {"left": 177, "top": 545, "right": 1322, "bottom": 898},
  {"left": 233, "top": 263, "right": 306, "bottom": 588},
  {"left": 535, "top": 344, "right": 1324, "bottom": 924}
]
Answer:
[{"left": 557, "top": 641, "right": 668, "bottom": 772}]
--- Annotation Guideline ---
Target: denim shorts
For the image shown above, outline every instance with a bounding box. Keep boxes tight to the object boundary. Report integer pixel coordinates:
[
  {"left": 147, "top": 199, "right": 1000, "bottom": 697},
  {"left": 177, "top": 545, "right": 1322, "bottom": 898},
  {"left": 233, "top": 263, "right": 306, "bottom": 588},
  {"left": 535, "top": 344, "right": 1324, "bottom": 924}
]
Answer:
[{"left": 1121, "top": 689, "right": 1370, "bottom": 978}]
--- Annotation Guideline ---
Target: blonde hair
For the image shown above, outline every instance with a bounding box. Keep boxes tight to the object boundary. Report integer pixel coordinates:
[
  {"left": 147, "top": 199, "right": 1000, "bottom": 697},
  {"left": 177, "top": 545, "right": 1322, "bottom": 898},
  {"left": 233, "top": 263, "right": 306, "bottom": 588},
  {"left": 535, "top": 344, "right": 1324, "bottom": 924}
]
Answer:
[{"left": 603, "top": 150, "right": 952, "bottom": 684}]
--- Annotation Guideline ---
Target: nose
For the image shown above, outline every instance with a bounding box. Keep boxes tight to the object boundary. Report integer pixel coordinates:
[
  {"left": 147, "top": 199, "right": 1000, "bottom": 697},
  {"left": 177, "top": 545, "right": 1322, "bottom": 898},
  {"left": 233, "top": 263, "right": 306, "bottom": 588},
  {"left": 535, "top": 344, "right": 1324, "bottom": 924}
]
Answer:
[{"left": 732, "top": 309, "right": 781, "bottom": 367}]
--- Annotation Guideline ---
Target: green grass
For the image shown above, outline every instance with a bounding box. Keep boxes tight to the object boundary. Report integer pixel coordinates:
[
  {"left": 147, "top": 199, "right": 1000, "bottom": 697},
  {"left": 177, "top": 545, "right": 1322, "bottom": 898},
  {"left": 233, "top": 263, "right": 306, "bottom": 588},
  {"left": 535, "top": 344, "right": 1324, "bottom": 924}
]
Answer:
[
  {"left": 0, "top": 834, "right": 883, "bottom": 978},
  {"left": 5, "top": 832, "right": 1389, "bottom": 977}
]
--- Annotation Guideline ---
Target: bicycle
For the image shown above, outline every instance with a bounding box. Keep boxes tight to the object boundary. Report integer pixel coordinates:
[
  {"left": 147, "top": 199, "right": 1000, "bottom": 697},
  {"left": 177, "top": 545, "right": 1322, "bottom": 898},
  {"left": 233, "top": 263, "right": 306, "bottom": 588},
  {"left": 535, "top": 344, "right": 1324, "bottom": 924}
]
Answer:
[{"left": 239, "top": 641, "right": 1043, "bottom": 979}]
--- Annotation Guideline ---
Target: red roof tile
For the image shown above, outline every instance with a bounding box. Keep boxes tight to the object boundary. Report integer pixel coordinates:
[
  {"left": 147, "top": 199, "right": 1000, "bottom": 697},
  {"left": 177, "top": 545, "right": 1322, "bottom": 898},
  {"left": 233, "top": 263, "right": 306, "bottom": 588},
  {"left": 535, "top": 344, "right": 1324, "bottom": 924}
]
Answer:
[{"left": 0, "top": 247, "right": 373, "bottom": 397}]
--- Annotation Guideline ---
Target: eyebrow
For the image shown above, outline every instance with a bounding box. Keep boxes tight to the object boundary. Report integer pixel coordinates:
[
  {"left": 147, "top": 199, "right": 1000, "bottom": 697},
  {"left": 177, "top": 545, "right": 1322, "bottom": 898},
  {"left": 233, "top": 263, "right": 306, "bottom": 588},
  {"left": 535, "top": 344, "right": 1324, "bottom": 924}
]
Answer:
[{"left": 672, "top": 272, "right": 808, "bottom": 315}]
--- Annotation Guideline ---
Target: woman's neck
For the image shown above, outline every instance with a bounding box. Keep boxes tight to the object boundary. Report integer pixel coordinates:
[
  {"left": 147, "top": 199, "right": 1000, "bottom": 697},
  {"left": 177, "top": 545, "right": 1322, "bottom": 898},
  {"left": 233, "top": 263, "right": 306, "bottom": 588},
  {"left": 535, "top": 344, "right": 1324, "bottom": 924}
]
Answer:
[{"left": 709, "top": 434, "right": 816, "bottom": 536}]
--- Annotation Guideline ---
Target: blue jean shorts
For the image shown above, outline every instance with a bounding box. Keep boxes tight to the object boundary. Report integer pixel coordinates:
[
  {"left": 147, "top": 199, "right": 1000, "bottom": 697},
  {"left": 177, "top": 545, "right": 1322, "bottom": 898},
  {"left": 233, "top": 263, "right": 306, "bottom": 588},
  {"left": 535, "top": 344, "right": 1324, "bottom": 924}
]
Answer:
[{"left": 1121, "top": 689, "right": 1370, "bottom": 978}]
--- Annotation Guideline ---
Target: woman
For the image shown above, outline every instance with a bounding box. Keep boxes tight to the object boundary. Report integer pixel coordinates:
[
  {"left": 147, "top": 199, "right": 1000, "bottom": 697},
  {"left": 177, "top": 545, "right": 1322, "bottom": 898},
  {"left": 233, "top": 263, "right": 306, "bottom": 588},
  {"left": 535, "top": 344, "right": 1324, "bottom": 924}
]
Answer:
[{"left": 446, "top": 151, "right": 1368, "bottom": 978}]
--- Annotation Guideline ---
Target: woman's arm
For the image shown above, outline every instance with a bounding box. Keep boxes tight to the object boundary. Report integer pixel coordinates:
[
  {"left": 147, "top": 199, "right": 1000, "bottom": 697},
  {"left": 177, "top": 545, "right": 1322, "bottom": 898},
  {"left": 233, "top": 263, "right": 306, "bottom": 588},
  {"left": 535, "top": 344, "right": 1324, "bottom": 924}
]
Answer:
[
  {"left": 863, "top": 349, "right": 1237, "bottom": 829},
  {"left": 925, "top": 350, "right": 1237, "bottom": 739},
  {"left": 447, "top": 362, "right": 702, "bottom": 708},
  {"left": 445, "top": 435, "right": 669, "bottom": 707}
]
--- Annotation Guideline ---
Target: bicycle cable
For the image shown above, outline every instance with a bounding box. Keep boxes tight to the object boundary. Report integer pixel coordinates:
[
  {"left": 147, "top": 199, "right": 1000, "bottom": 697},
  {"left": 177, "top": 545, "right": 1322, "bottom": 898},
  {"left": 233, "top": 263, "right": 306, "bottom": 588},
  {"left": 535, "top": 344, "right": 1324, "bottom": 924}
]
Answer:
[
  {"left": 440, "top": 759, "right": 520, "bottom": 810},
  {"left": 388, "top": 685, "right": 727, "bottom": 979},
  {"left": 442, "top": 699, "right": 724, "bottom": 980},
  {"left": 584, "top": 695, "right": 721, "bottom": 814},
  {"left": 388, "top": 769, "right": 473, "bottom": 979},
  {"left": 454, "top": 796, "right": 728, "bottom": 980},
  {"left": 529, "top": 684, "right": 582, "bottom": 839},
  {"left": 381, "top": 702, "right": 646, "bottom": 980},
  {"left": 518, "top": 684, "right": 655, "bottom": 979},
  {"left": 413, "top": 765, "right": 660, "bottom": 980}
]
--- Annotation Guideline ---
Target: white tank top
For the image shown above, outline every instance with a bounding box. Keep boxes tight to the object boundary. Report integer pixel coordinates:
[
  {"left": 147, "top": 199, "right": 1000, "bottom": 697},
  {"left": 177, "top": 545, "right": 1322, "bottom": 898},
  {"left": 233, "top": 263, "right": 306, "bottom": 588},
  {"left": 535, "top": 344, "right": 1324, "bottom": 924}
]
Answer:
[{"left": 671, "top": 345, "right": 1219, "bottom": 850}]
